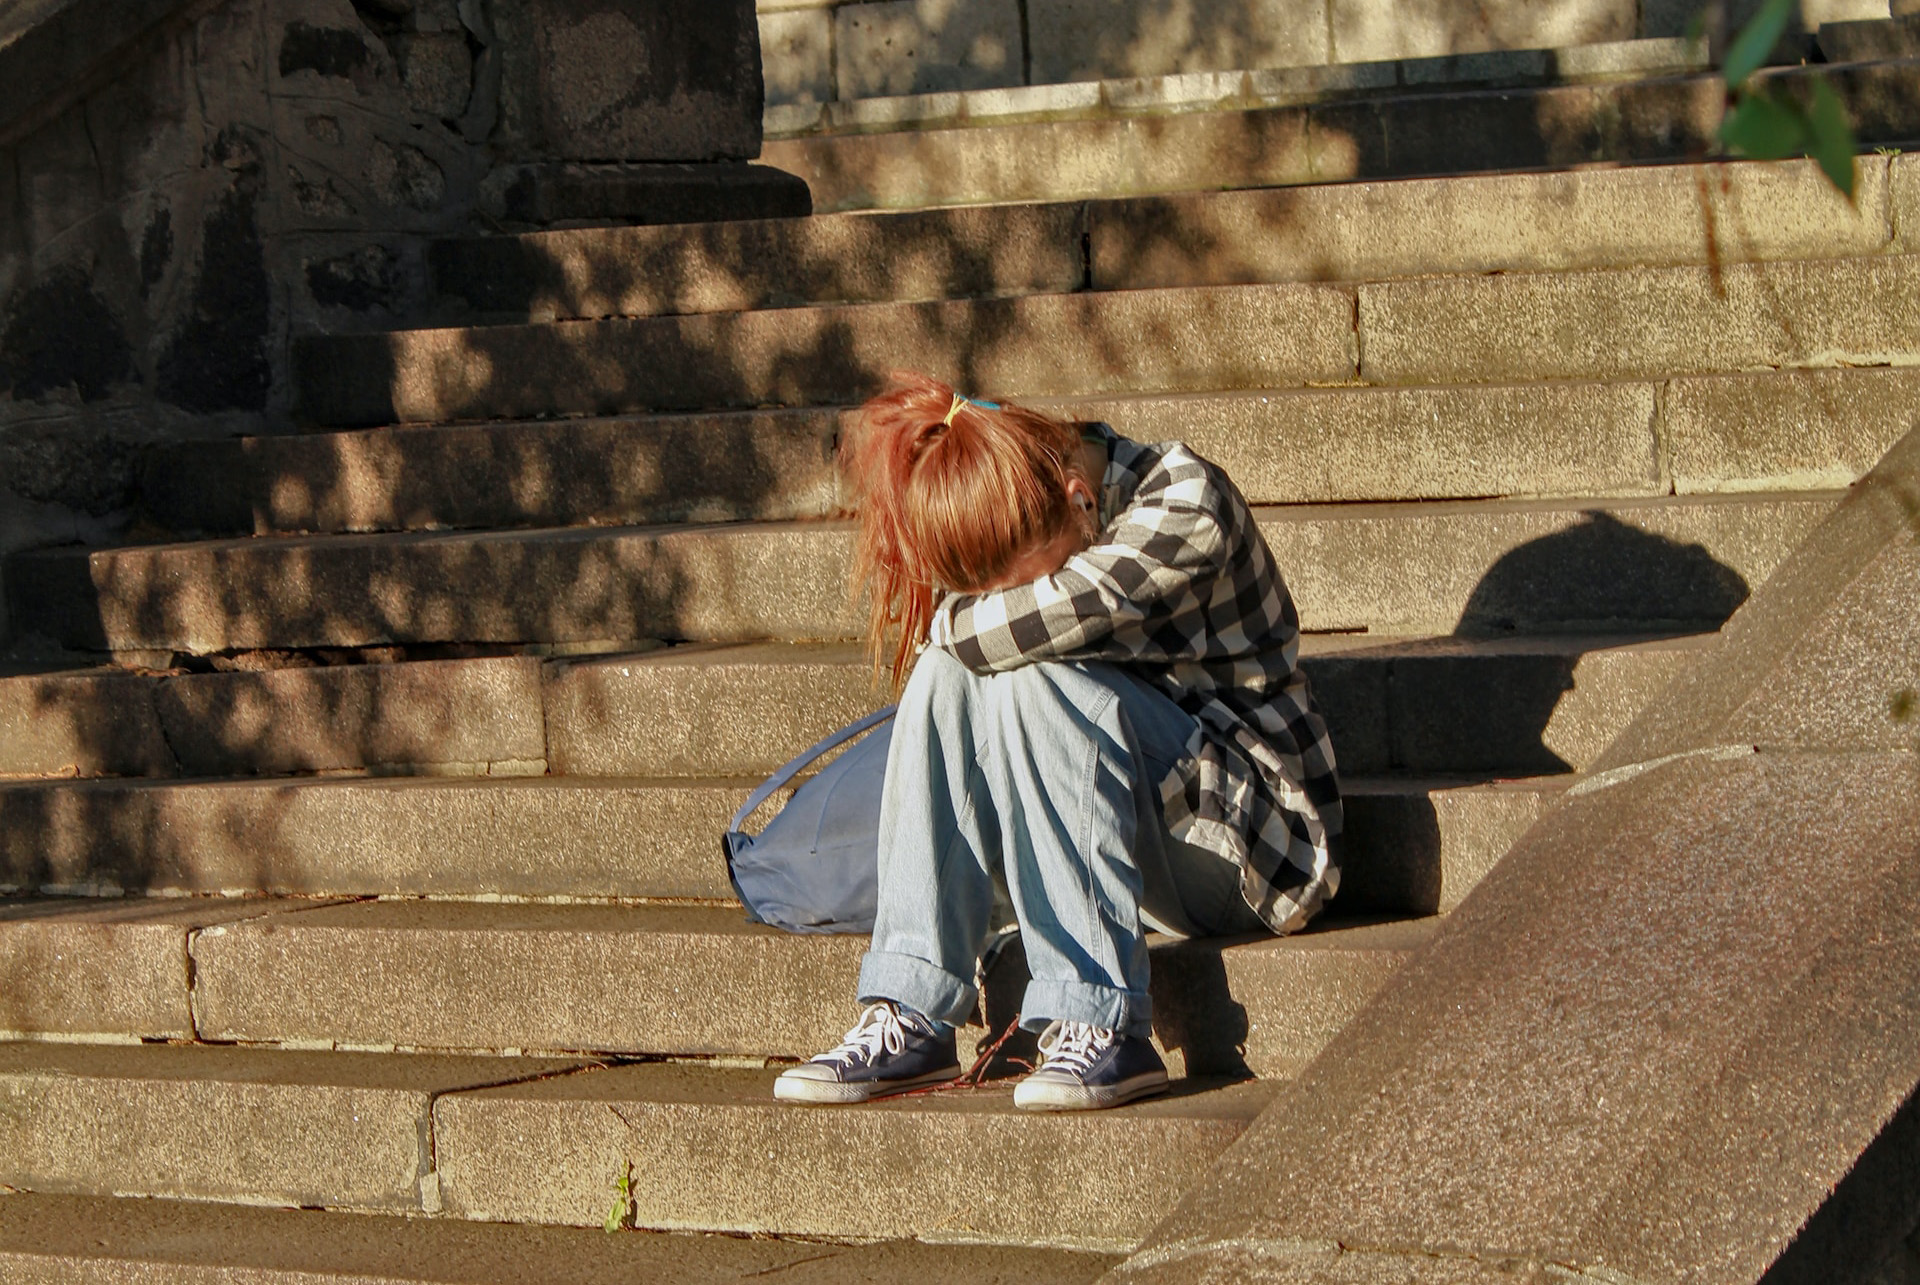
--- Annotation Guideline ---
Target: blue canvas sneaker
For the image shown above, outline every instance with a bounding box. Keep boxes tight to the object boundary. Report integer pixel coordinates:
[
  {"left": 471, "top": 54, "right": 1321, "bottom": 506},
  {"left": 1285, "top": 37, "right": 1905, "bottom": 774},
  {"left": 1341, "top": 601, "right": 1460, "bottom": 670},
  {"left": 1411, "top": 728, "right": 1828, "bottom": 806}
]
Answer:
[
  {"left": 774, "top": 1001, "right": 962, "bottom": 1104},
  {"left": 1012, "top": 1019, "right": 1170, "bottom": 1111}
]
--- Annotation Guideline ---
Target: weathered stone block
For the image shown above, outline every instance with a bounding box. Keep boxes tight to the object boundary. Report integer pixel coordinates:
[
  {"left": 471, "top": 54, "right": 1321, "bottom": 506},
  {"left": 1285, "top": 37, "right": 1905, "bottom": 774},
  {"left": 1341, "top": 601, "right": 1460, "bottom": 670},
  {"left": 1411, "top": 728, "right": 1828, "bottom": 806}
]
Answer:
[
  {"left": 0, "top": 669, "right": 175, "bottom": 779},
  {"left": 189, "top": 900, "right": 874, "bottom": 1055},
  {"left": 525, "top": 0, "right": 763, "bottom": 161},
  {"left": 0, "top": 1043, "right": 584, "bottom": 1210},
  {"left": 0, "top": 776, "right": 762, "bottom": 898},
  {"left": 760, "top": 8, "right": 833, "bottom": 107},
  {"left": 1268, "top": 493, "right": 1833, "bottom": 637},
  {"left": 0, "top": 1192, "right": 1122, "bottom": 1283},
  {"left": 1339, "top": 780, "right": 1554, "bottom": 914},
  {"left": 294, "top": 281, "right": 1357, "bottom": 426},
  {"left": 154, "top": 655, "right": 546, "bottom": 775},
  {"left": 147, "top": 410, "right": 841, "bottom": 536},
  {"left": 1358, "top": 255, "right": 1920, "bottom": 387},
  {"left": 1052, "top": 383, "right": 1663, "bottom": 506},
  {"left": 835, "top": 0, "right": 1023, "bottom": 98},
  {"left": 393, "top": 31, "right": 473, "bottom": 118},
  {"left": 1330, "top": 0, "right": 1635, "bottom": 62},
  {"left": 1891, "top": 152, "right": 1920, "bottom": 252},
  {"left": 1092, "top": 157, "right": 1889, "bottom": 292},
  {"left": 1026, "top": 0, "right": 1328, "bottom": 84},
  {"left": 432, "top": 199, "right": 1078, "bottom": 322},
  {"left": 0, "top": 896, "right": 289, "bottom": 1037},
  {"left": 545, "top": 641, "right": 877, "bottom": 776},
  {"left": 1664, "top": 367, "right": 1920, "bottom": 494},
  {"left": 434, "top": 1061, "right": 1272, "bottom": 1245}
]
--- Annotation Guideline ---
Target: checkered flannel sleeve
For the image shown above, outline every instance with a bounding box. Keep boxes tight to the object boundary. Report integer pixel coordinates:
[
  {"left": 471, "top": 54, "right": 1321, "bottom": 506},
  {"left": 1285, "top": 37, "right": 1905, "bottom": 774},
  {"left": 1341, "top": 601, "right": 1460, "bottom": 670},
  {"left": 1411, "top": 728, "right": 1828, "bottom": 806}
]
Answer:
[{"left": 928, "top": 454, "right": 1229, "bottom": 672}]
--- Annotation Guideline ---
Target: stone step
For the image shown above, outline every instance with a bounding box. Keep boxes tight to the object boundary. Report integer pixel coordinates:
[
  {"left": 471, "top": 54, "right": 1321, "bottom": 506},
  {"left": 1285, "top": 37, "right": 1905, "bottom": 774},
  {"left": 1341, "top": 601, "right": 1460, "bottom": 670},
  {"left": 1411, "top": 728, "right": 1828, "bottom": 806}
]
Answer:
[
  {"left": 143, "top": 367, "right": 1920, "bottom": 540},
  {"left": 0, "top": 774, "right": 1544, "bottom": 911},
  {"left": 6, "top": 493, "right": 1838, "bottom": 656},
  {"left": 761, "top": 34, "right": 1715, "bottom": 135},
  {"left": 0, "top": 1041, "right": 1270, "bottom": 1249},
  {"left": 0, "top": 1192, "right": 1120, "bottom": 1284},
  {"left": 546, "top": 633, "right": 1711, "bottom": 782},
  {"left": 434, "top": 1060, "right": 1275, "bottom": 1247},
  {"left": 291, "top": 253, "right": 1920, "bottom": 428},
  {"left": 759, "top": 59, "right": 1920, "bottom": 213},
  {"left": 426, "top": 156, "right": 1910, "bottom": 324},
  {"left": 0, "top": 897, "right": 1433, "bottom": 1078},
  {"left": 0, "top": 632, "right": 1707, "bottom": 783}
]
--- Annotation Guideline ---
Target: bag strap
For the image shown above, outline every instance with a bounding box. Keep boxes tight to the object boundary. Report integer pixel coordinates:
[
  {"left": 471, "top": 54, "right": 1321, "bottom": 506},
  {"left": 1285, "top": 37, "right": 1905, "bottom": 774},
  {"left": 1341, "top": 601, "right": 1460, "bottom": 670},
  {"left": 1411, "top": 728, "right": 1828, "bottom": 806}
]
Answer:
[{"left": 729, "top": 704, "right": 898, "bottom": 833}]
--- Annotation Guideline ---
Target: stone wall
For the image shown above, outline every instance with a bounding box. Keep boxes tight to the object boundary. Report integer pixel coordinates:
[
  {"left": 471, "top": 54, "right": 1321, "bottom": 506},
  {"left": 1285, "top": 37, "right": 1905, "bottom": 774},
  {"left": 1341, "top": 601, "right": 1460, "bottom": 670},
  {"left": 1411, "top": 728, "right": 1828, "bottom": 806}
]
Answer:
[
  {"left": 760, "top": 0, "right": 1893, "bottom": 106},
  {"left": 0, "top": 0, "right": 762, "bottom": 647}
]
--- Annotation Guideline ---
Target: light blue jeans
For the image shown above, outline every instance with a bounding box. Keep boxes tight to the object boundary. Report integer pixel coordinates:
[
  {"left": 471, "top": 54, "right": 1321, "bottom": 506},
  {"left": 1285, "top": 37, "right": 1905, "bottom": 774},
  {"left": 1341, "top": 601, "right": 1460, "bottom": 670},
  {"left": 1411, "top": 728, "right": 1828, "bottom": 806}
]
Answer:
[{"left": 856, "top": 647, "right": 1265, "bottom": 1040}]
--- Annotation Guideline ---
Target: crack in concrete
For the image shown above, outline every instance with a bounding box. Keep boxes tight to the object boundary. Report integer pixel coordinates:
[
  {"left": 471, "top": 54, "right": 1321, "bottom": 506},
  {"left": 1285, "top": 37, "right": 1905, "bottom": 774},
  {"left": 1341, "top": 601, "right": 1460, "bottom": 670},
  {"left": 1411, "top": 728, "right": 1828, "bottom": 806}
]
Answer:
[{"left": 1566, "top": 741, "right": 1757, "bottom": 797}]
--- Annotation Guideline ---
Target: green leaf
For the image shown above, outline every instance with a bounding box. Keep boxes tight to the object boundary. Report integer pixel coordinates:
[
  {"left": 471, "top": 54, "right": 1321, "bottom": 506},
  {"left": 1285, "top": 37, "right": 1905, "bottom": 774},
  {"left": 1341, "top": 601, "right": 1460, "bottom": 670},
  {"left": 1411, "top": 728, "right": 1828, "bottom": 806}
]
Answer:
[
  {"left": 1723, "top": 0, "right": 1796, "bottom": 88},
  {"left": 1721, "top": 90, "right": 1809, "bottom": 160},
  {"left": 604, "top": 1199, "right": 625, "bottom": 1233},
  {"left": 1805, "top": 77, "right": 1859, "bottom": 199}
]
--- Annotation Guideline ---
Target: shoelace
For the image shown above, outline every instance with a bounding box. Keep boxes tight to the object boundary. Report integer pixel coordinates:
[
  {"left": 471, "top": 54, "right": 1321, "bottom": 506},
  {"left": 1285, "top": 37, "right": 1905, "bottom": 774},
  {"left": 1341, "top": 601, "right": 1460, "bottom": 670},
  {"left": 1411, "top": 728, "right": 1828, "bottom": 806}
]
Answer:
[
  {"left": 813, "top": 1001, "right": 913, "bottom": 1068},
  {"left": 1035, "top": 1020, "right": 1116, "bottom": 1076}
]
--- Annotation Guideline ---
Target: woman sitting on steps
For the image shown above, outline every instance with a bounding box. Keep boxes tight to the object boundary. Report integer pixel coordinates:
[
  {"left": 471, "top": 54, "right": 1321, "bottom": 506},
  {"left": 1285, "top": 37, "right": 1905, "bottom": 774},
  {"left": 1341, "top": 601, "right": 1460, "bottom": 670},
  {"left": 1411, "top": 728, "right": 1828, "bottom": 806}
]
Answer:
[{"left": 774, "top": 373, "right": 1342, "bottom": 1112}]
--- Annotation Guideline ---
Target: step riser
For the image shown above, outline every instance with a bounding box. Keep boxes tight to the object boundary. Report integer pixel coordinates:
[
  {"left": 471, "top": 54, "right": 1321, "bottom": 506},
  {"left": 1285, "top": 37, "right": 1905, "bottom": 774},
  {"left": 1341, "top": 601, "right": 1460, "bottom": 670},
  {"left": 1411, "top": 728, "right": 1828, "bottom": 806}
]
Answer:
[
  {"left": 433, "top": 1073, "right": 1259, "bottom": 1248},
  {"left": 429, "top": 202, "right": 1088, "bottom": 322},
  {"left": 0, "top": 636, "right": 1703, "bottom": 782},
  {"left": 0, "top": 1047, "right": 588, "bottom": 1219},
  {"left": 0, "top": 780, "right": 757, "bottom": 903},
  {"left": 547, "top": 641, "right": 1707, "bottom": 781},
  {"left": 760, "top": 62, "right": 1920, "bottom": 213},
  {"left": 0, "top": 1193, "right": 1122, "bottom": 1283},
  {"left": 432, "top": 158, "right": 1909, "bottom": 323},
  {"left": 1360, "top": 255, "right": 1920, "bottom": 386},
  {"left": 5, "top": 496, "right": 1836, "bottom": 655},
  {"left": 3, "top": 899, "right": 1431, "bottom": 1077},
  {"left": 292, "top": 257, "right": 1920, "bottom": 429},
  {"left": 140, "top": 411, "right": 844, "bottom": 539},
  {"left": 0, "top": 899, "right": 327, "bottom": 1042},
  {"left": 0, "top": 1045, "right": 1269, "bottom": 1250},
  {"left": 294, "top": 282, "right": 1359, "bottom": 428},
  {"left": 0, "top": 780, "right": 1544, "bottom": 914},
  {"left": 0, "top": 1073, "right": 433, "bottom": 1212},
  {"left": 137, "top": 366, "right": 1920, "bottom": 544},
  {"left": 187, "top": 917, "right": 1423, "bottom": 1078}
]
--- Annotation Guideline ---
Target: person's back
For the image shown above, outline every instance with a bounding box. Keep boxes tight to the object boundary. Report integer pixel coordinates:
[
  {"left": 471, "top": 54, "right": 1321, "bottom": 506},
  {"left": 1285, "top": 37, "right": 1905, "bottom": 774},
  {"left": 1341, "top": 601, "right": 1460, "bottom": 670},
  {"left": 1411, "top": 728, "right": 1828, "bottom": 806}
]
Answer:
[{"left": 774, "top": 373, "right": 1341, "bottom": 1111}]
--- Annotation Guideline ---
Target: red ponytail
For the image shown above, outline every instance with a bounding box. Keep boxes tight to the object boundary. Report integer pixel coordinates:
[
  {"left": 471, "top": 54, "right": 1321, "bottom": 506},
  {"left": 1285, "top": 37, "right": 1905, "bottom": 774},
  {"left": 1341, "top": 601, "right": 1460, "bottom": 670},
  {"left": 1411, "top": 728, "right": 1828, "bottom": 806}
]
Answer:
[{"left": 840, "top": 372, "right": 1086, "bottom": 688}]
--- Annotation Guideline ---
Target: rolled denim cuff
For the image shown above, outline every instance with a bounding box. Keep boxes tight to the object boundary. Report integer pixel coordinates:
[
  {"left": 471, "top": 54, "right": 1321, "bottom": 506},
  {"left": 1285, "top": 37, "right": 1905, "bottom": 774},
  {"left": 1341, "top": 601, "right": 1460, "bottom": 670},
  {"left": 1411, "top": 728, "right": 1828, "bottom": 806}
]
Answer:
[
  {"left": 1021, "top": 978, "right": 1153, "bottom": 1040},
  {"left": 858, "top": 949, "right": 978, "bottom": 1028}
]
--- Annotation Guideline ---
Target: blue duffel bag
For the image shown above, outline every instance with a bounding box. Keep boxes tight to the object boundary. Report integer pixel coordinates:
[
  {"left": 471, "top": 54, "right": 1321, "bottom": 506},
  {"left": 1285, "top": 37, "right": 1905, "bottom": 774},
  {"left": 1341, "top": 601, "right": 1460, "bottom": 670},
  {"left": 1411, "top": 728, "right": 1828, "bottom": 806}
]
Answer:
[{"left": 721, "top": 706, "right": 896, "bottom": 934}]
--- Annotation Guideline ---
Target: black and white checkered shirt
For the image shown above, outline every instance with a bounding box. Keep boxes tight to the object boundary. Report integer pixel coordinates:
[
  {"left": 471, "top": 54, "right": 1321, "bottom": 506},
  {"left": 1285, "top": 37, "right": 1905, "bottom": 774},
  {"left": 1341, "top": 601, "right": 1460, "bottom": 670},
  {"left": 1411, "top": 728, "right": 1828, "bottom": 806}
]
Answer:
[{"left": 927, "top": 425, "right": 1341, "bottom": 933}]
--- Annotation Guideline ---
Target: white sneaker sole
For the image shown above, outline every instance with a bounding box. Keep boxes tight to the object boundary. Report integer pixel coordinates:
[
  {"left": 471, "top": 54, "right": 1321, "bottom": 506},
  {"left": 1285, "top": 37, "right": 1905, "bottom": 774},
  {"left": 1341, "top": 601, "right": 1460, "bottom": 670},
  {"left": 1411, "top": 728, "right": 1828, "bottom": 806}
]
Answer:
[
  {"left": 1012, "top": 1068, "right": 1170, "bottom": 1112},
  {"left": 773, "top": 1065, "right": 963, "bottom": 1104}
]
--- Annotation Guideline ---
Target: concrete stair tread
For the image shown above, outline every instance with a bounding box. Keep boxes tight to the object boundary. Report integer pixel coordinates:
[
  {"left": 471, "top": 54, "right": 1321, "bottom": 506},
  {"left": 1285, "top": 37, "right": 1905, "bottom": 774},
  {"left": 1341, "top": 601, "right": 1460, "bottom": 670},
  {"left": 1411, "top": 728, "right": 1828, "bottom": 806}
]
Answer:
[
  {"left": 0, "top": 1193, "right": 1121, "bottom": 1285},
  {"left": 0, "top": 1037, "right": 589, "bottom": 1088},
  {"left": 424, "top": 156, "right": 1908, "bottom": 325},
  {"left": 30, "top": 486, "right": 1847, "bottom": 557},
  {"left": 4, "top": 488, "right": 1837, "bottom": 653},
  {"left": 142, "top": 364, "right": 1920, "bottom": 540},
  {"left": 765, "top": 36, "right": 1714, "bottom": 140},
  {"left": 761, "top": 58, "right": 1920, "bottom": 212},
  {"left": 0, "top": 1039, "right": 1274, "bottom": 1246},
  {"left": 0, "top": 770, "right": 1552, "bottom": 911},
  {"left": 3, "top": 894, "right": 1436, "bottom": 1075},
  {"left": 291, "top": 251, "right": 1920, "bottom": 426}
]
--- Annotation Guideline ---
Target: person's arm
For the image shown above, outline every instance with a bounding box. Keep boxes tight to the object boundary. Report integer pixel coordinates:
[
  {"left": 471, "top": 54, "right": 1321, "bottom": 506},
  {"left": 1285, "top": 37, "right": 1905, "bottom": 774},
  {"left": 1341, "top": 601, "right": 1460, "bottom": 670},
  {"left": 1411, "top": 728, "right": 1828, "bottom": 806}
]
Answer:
[{"left": 928, "top": 462, "right": 1229, "bottom": 673}]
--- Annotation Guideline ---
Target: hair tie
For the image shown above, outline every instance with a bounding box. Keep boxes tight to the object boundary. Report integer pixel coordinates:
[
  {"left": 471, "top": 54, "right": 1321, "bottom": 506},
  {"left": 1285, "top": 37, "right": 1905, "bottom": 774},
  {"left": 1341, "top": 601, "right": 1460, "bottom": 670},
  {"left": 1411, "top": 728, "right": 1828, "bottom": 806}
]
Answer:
[{"left": 941, "top": 393, "right": 1002, "bottom": 427}]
